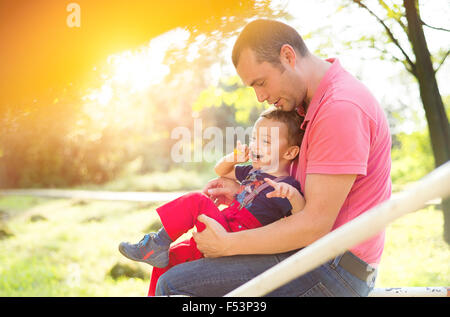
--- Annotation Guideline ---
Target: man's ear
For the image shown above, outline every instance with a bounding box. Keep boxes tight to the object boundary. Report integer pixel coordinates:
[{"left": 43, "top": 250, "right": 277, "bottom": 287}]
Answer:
[
  {"left": 283, "top": 145, "right": 300, "bottom": 160},
  {"left": 280, "top": 44, "right": 296, "bottom": 68}
]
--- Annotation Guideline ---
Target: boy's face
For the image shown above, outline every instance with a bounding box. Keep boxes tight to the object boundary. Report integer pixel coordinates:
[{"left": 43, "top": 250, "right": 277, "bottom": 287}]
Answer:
[{"left": 249, "top": 117, "right": 291, "bottom": 171}]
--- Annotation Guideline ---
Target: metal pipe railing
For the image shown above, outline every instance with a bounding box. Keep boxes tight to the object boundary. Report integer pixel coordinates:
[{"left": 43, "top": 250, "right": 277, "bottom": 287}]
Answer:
[
  {"left": 225, "top": 161, "right": 450, "bottom": 297},
  {"left": 368, "top": 287, "right": 449, "bottom": 297}
]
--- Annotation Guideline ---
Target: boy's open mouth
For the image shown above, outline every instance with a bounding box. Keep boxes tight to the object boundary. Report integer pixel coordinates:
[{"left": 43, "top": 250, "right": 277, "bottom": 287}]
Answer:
[{"left": 251, "top": 152, "right": 263, "bottom": 160}]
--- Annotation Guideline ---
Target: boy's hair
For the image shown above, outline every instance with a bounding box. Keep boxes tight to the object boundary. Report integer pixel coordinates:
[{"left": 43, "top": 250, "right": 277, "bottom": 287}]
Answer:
[
  {"left": 260, "top": 107, "right": 304, "bottom": 147},
  {"left": 232, "top": 19, "right": 309, "bottom": 69}
]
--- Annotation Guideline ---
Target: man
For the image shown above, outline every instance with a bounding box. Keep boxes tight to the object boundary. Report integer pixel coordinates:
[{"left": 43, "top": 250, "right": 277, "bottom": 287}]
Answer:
[{"left": 154, "top": 19, "right": 391, "bottom": 297}]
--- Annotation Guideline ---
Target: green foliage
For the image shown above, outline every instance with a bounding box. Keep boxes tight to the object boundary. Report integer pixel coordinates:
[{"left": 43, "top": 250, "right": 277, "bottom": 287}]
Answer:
[
  {"left": 444, "top": 94, "right": 450, "bottom": 119},
  {"left": 389, "top": 95, "right": 449, "bottom": 190},
  {"left": 193, "top": 75, "right": 268, "bottom": 125},
  {"left": 0, "top": 73, "right": 268, "bottom": 190},
  {"left": 0, "top": 97, "right": 136, "bottom": 189},
  {"left": 390, "top": 129, "right": 434, "bottom": 189},
  {"left": 377, "top": 0, "right": 405, "bottom": 21}
]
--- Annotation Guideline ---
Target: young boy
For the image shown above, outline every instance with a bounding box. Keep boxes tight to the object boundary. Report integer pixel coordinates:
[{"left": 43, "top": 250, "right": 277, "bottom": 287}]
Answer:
[{"left": 119, "top": 107, "right": 305, "bottom": 294}]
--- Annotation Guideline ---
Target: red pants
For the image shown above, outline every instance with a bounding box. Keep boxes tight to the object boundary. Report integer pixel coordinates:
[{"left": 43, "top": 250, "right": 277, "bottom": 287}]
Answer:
[{"left": 147, "top": 192, "right": 262, "bottom": 296}]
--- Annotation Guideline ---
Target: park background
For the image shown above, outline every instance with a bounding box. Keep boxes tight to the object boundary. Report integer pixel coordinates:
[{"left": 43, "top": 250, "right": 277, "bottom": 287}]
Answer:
[{"left": 0, "top": 0, "right": 449, "bottom": 296}]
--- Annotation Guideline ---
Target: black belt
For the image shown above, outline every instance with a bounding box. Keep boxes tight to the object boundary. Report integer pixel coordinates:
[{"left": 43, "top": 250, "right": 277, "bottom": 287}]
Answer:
[{"left": 334, "top": 251, "right": 376, "bottom": 282}]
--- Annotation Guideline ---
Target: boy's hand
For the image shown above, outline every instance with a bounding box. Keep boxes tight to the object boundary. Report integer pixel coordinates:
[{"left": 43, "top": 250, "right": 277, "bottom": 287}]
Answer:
[
  {"left": 264, "top": 178, "right": 305, "bottom": 213},
  {"left": 214, "top": 140, "right": 248, "bottom": 180},
  {"left": 229, "top": 140, "right": 249, "bottom": 163},
  {"left": 264, "top": 178, "right": 296, "bottom": 199}
]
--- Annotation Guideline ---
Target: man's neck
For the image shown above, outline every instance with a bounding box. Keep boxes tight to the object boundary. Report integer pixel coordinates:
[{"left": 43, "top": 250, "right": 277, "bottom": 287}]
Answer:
[{"left": 302, "top": 55, "right": 332, "bottom": 112}]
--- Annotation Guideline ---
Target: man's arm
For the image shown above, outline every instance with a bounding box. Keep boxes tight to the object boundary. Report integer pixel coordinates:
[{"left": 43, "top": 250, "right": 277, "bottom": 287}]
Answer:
[{"left": 193, "top": 173, "right": 356, "bottom": 257}]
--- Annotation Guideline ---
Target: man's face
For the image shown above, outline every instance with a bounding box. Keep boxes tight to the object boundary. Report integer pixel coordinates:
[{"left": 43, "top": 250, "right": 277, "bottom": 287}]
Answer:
[{"left": 236, "top": 48, "right": 306, "bottom": 111}]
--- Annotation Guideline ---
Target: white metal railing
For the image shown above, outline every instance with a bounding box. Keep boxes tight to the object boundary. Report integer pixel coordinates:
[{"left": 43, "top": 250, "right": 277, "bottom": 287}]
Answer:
[
  {"left": 368, "top": 287, "right": 449, "bottom": 297},
  {"left": 0, "top": 189, "right": 189, "bottom": 202},
  {"left": 225, "top": 161, "right": 450, "bottom": 297}
]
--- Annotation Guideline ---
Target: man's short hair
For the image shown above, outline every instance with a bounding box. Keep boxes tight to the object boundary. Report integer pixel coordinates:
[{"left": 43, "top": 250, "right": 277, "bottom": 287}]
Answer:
[
  {"left": 260, "top": 107, "right": 304, "bottom": 147},
  {"left": 232, "top": 19, "right": 309, "bottom": 68}
]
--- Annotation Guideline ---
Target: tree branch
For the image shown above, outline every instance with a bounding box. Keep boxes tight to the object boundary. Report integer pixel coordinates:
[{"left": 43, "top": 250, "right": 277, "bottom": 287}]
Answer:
[
  {"left": 352, "top": 0, "right": 416, "bottom": 74},
  {"left": 378, "top": 0, "right": 409, "bottom": 34},
  {"left": 372, "top": 45, "right": 415, "bottom": 75},
  {"left": 421, "top": 19, "right": 450, "bottom": 32},
  {"left": 435, "top": 49, "right": 450, "bottom": 73}
]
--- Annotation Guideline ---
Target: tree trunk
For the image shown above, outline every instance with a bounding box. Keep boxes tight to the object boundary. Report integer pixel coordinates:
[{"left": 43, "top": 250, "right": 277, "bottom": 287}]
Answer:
[{"left": 404, "top": 0, "right": 450, "bottom": 243}]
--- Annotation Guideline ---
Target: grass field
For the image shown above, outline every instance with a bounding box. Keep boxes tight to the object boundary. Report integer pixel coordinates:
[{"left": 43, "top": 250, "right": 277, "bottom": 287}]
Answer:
[{"left": 0, "top": 191, "right": 449, "bottom": 296}]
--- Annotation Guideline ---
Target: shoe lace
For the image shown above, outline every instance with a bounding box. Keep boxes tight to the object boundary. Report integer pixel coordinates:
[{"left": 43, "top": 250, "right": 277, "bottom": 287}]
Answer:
[{"left": 137, "top": 234, "right": 150, "bottom": 248}]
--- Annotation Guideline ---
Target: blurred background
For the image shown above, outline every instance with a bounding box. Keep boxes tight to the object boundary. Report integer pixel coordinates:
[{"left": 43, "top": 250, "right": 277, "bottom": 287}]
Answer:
[{"left": 0, "top": 0, "right": 449, "bottom": 296}]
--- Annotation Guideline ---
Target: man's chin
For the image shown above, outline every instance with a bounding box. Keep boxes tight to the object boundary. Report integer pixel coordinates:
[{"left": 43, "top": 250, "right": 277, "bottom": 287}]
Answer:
[{"left": 276, "top": 102, "right": 296, "bottom": 112}]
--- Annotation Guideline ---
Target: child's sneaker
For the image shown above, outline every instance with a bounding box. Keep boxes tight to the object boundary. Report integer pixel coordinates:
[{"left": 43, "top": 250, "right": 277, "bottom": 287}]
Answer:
[{"left": 119, "top": 234, "right": 169, "bottom": 268}]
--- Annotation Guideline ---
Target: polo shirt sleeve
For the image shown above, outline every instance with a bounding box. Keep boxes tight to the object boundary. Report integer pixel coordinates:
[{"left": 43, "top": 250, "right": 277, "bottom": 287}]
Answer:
[{"left": 306, "top": 101, "right": 371, "bottom": 176}]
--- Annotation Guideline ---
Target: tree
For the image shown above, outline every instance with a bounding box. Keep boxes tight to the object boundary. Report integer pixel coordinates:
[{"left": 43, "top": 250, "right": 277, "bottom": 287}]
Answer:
[{"left": 350, "top": 0, "right": 450, "bottom": 243}]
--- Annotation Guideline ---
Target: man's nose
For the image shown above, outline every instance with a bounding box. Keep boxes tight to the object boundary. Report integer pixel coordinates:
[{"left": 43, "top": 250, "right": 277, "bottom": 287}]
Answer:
[{"left": 255, "top": 88, "right": 268, "bottom": 103}]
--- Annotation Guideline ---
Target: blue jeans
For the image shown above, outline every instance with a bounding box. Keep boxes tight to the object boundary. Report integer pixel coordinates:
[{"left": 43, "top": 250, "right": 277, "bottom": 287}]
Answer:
[{"left": 155, "top": 251, "right": 377, "bottom": 297}]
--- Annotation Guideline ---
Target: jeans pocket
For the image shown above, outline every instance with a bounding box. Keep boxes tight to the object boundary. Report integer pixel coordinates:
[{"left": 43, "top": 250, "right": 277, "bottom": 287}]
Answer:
[
  {"left": 328, "top": 264, "right": 367, "bottom": 297},
  {"left": 299, "top": 282, "right": 334, "bottom": 297}
]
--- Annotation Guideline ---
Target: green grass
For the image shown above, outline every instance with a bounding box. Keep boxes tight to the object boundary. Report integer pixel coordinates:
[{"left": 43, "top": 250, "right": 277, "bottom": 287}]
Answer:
[
  {"left": 376, "top": 205, "right": 450, "bottom": 287},
  {"left": 0, "top": 198, "right": 159, "bottom": 296},
  {"left": 0, "top": 190, "right": 449, "bottom": 296}
]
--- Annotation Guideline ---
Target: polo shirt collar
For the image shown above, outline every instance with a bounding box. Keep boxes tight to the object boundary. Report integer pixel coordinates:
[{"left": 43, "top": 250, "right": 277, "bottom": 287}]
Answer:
[{"left": 297, "top": 58, "right": 341, "bottom": 130}]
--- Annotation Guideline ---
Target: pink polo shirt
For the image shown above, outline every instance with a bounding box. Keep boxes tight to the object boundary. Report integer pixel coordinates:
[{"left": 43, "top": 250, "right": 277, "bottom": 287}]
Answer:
[{"left": 293, "top": 58, "right": 392, "bottom": 265}]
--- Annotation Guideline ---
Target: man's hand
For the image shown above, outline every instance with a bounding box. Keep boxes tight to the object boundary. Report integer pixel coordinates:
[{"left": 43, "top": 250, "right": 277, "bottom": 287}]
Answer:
[
  {"left": 202, "top": 177, "right": 241, "bottom": 206},
  {"left": 193, "top": 214, "right": 232, "bottom": 257}
]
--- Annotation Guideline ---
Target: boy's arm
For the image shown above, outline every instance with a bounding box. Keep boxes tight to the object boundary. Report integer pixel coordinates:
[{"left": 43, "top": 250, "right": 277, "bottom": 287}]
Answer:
[
  {"left": 285, "top": 189, "right": 305, "bottom": 214},
  {"left": 214, "top": 141, "right": 249, "bottom": 180},
  {"left": 214, "top": 155, "right": 238, "bottom": 180},
  {"left": 264, "top": 178, "right": 305, "bottom": 214}
]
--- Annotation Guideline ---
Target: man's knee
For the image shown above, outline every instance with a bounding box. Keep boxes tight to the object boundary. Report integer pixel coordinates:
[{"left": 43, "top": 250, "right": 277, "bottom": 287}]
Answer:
[
  {"left": 154, "top": 271, "right": 171, "bottom": 296},
  {"left": 154, "top": 265, "right": 189, "bottom": 296}
]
